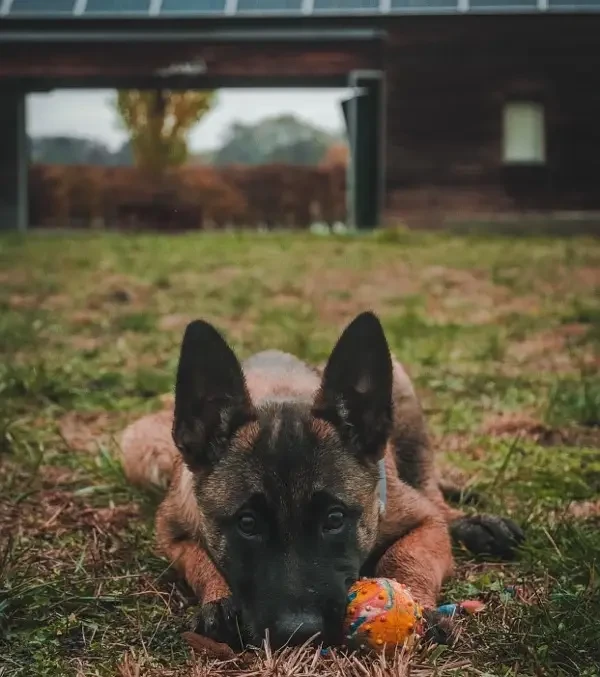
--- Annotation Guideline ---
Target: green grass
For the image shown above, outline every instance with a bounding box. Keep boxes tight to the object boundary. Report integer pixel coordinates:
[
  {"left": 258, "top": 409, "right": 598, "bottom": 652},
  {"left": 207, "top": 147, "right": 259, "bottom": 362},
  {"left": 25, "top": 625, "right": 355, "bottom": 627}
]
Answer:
[{"left": 0, "top": 230, "right": 599, "bottom": 676}]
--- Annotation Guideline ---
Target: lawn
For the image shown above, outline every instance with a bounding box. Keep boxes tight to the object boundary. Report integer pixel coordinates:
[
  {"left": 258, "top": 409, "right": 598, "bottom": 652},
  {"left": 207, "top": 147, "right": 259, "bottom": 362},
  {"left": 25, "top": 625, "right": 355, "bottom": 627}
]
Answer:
[{"left": 0, "top": 229, "right": 599, "bottom": 677}]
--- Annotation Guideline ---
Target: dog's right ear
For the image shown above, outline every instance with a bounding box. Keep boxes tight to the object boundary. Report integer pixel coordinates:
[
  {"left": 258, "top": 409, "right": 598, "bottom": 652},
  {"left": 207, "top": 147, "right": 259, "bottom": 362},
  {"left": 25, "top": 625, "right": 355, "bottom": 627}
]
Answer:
[
  {"left": 312, "top": 311, "right": 393, "bottom": 463},
  {"left": 172, "top": 320, "right": 256, "bottom": 470}
]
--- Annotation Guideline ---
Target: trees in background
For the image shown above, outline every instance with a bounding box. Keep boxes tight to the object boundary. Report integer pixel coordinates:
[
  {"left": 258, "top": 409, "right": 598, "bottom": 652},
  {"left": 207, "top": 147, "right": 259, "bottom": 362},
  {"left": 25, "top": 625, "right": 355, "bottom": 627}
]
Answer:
[
  {"left": 32, "top": 109, "right": 347, "bottom": 169},
  {"left": 210, "top": 115, "right": 345, "bottom": 167},
  {"left": 114, "top": 89, "right": 215, "bottom": 174},
  {"left": 29, "top": 136, "right": 133, "bottom": 166}
]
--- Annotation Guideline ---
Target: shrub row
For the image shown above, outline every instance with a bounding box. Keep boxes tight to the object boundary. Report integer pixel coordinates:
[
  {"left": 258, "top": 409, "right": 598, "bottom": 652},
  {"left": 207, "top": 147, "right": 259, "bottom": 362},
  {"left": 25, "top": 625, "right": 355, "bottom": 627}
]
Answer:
[{"left": 29, "top": 163, "right": 347, "bottom": 230}]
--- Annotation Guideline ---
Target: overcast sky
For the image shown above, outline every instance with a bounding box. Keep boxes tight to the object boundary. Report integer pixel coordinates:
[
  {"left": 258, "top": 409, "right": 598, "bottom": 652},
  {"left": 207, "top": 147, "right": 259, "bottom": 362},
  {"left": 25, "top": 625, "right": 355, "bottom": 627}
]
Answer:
[{"left": 27, "top": 88, "right": 350, "bottom": 151}]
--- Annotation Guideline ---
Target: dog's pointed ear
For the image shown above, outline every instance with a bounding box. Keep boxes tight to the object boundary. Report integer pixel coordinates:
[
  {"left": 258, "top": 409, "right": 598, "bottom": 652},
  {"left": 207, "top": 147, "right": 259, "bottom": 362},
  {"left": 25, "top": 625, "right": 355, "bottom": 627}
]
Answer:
[
  {"left": 172, "top": 320, "right": 256, "bottom": 470},
  {"left": 312, "top": 312, "right": 393, "bottom": 462}
]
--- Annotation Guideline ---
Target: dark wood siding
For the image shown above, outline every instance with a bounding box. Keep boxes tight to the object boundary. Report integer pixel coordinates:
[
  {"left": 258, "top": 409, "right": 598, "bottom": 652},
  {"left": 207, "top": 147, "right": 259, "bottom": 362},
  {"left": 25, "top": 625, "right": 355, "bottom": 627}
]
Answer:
[
  {"left": 0, "top": 40, "right": 380, "bottom": 81},
  {"left": 383, "top": 15, "right": 600, "bottom": 223}
]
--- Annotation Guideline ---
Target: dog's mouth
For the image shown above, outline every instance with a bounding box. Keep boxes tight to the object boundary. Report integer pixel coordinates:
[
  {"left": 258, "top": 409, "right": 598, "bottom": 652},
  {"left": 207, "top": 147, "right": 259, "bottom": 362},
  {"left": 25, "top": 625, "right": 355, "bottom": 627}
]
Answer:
[
  {"left": 243, "top": 629, "right": 341, "bottom": 651},
  {"left": 238, "top": 609, "right": 345, "bottom": 650}
]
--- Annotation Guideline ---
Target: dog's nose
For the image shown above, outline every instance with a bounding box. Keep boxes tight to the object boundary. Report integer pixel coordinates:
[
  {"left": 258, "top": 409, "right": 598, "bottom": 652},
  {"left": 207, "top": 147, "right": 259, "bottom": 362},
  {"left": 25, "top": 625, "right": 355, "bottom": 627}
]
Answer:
[{"left": 271, "top": 611, "right": 324, "bottom": 647}]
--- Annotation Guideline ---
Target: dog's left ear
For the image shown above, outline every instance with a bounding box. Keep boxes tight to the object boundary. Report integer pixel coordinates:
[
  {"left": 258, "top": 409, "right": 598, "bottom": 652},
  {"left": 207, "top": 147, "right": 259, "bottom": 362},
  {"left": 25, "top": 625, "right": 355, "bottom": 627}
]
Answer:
[
  {"left": 312, "top": 311, "right": 393, "bottom": 462},
  {"left": 172, "top": 320, "right": 256, "bottom": 470}
]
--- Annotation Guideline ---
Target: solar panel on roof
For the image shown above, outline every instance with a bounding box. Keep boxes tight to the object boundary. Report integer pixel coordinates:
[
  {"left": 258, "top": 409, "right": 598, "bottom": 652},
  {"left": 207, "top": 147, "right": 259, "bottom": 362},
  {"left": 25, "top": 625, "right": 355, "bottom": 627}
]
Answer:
[
  {"left": 469, "top": 0, "right": 536, "bottom": 7},
  {"left": 236, "top": 0, "right": 303, "bottom": 12},
  {"left": 390, "top": 0, "right": 456, "bottom": 9},
  {"left": 159, "top": 0, "right": 227, "bottom": 12},
  {"left": 84, "top": 0, "right": 151, "bottom": 14},
  {"left": 548, "top": 0, "right": 600, "bottom": 5},
  {"left": 312, "top": 0, "right": 379, "bottom": 10},
  {"left": 9, "top": 0, "right": 75, "bottom": 13}
]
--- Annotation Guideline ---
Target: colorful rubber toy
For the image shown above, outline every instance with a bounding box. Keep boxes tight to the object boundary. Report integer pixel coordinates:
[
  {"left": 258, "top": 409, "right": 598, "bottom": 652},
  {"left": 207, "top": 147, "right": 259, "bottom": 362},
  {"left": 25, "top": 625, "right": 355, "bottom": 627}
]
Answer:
[
  {"left": 436, "top": 599, "right": 486, "bottom": 617},
  {"left": 343, "top": 578, "right": 424, "bottom": 653}
]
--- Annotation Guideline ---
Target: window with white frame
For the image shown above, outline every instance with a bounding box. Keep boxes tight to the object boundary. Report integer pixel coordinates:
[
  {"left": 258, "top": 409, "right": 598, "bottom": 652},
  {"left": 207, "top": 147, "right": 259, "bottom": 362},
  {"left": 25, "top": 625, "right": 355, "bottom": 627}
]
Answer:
[{"left": 502, "top": 101, "right": 546, "bottom": 165}]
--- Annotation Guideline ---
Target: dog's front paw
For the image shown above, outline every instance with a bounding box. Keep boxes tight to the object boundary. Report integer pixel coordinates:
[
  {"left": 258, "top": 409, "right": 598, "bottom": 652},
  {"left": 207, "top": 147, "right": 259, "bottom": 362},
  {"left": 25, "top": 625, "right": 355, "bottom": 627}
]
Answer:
[
  {"left": 450, "top": 514, "right": 524, "bottom": 560},
  {"left": 190, "top": 597, "right": 242, "bottom": 649},
  {"left": 422, "top": 608, "right": 456, "bottom": 646}
]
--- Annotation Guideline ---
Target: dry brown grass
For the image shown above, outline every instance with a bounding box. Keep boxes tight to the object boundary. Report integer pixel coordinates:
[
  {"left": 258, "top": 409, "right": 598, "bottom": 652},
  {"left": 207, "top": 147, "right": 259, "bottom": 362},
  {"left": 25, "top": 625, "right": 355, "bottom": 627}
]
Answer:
[{"left": 116, "top": 637, "right": 471, "bottom": 677}]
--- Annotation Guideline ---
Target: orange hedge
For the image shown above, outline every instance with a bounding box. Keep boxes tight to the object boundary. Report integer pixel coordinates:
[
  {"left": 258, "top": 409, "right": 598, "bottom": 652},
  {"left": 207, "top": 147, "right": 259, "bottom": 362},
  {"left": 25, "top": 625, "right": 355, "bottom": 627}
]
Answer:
[{"left": 29, "top": 164, "right": 347, "bottom": 230}]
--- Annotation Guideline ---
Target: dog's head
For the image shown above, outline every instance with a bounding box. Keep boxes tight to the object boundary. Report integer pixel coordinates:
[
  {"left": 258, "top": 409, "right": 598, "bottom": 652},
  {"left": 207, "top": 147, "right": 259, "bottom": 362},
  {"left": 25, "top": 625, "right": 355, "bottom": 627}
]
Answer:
[{"left": 172, "top": 312, "right": 393, "bottom": 648}]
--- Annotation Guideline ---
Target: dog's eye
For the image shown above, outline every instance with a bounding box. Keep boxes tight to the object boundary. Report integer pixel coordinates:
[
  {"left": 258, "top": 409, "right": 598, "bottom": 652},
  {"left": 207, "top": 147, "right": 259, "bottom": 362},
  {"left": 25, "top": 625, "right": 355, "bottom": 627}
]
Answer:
[
  {"left": 323, "top": 509, "right": 345, "bottom": 533},
  {"left": 238, "top": 512, "right": 258, "bottom": 537}
]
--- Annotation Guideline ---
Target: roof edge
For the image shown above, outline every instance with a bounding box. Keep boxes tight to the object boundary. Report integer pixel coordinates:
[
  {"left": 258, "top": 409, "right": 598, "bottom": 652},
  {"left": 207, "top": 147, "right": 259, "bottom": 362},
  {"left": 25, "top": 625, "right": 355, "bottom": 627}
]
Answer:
[{"left": 0, "top": 26, "right": 385, "bottom": 42}]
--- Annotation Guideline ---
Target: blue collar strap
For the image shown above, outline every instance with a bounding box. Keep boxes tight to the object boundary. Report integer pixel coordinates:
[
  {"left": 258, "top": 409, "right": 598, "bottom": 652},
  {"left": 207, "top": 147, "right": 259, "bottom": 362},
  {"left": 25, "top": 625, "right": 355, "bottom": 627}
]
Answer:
[{"left": 377, "top": 458, "right": 387, "bottom": 517}]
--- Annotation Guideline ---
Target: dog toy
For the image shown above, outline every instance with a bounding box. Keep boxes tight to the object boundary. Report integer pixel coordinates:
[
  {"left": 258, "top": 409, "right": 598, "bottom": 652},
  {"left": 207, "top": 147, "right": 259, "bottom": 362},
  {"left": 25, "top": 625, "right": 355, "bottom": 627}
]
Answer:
[
  {"left": 436, "top": 599, "right": 485, "bottom": 617},
  {"left": 343, "top": 578, "right": 424, "bottom": 653}
]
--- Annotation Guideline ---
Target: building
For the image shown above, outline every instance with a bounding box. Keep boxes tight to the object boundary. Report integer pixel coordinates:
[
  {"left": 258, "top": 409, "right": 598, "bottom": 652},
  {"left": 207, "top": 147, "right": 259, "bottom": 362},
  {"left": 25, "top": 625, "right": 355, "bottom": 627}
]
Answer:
[{"left": 1, "top": 1, "right": 599, "bottom": 230}]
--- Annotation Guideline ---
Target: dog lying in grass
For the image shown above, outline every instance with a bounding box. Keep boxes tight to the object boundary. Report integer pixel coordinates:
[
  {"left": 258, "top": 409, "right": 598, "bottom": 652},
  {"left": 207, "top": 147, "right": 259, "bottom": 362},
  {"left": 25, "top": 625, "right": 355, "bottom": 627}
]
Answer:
[{"left": 121, "top": 311, "right": 524, "bottom": 649}]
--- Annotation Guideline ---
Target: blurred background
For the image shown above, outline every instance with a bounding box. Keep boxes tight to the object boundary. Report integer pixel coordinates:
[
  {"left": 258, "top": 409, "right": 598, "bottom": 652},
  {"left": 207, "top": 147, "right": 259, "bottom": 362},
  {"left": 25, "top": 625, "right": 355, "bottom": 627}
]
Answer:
[
  {"left": 26, "top": 87, "right": 350, "bottom": 231},
  {"left": 2, "top": 4, "right": 599, "bottom": 235}
]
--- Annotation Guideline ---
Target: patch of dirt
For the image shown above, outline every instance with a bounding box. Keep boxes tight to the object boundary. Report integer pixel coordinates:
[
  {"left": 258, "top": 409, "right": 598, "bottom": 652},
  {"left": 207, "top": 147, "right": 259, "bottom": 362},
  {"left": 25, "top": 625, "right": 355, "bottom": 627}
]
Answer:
[
  {"left": 174, "top": 267, "right": 242, "bottom": 290},
  {"left": 158, "top": 314, "right": 195, "bottom": 332},
  {"left": 434, "top": 433, "right": 486, "bottom": 461},
  {"left": 421, "top": 265, "right": 488, "bottom": 288},
  {"left": 505, "top": 327, "right": 592, "bottom": 373},
  {"left": 0, "top": 466, "right": 156, "bottom": 608},
  {"left": 276, "top": 262, "right": 537, "bottom": 328},
  {"left": 574, "top": 266, "right": 600, "bottom": 287},
  {"left": 511, "top": 332, "right": 564, "bottom": 362},
  {"left": 0, "top": 480, "right": 140, "bottom": 543},
  {"left": 481, "top": 413, "right": 550, "bottom": 441},
  {"left": 41, "top": 293, "right": 72, "bottom": 311},
  {"left": 556, "top": 322, "right": 590, "bottom": 339},
  {"left": 564, "top": 499, "right": 600, "bottom": 521},
  {"left": 270, "top": 292, "right": 307, "bottom": 307},
  {"left": 561, "top": 427, "right": 600, "bottom": 448},
  {"left": 418, "top": 267, "right": 543, "bottom": 326},
  {"left": 493, "top": 295, "right": 542, "bottom": 317},
  {"left": 480, "top": 412, "right": 600, "bottom": 447},
  {"left": 69, "top": 310, "right": 105, "bottom": 326},
  {"left": 86, "top": 273, "right": 154, "bottom": 311},
  {"left": 66, "top": 335, "right": 103, "bottom": 352},
  {"left": 7, "top": 293, "right": 39, "bottom": 309},
  {"left": 0, "top": 472, "right": 145, "bottom": 581},
  {"left": 421, "top": 267, "right": 500, "bottom": 324},
  {"left": 0, "top": 270, "right": 31, "bottom": 286},
  {"left": 304, "top": 264, "right": 420, "bottom": 324}
]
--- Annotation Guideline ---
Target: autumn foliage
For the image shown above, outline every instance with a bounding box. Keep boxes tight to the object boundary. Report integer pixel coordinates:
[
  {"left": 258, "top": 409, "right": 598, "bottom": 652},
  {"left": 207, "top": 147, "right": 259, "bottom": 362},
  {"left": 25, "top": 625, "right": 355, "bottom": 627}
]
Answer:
[
  {"left": 320, "top": 143, "right": 350, "bottom": 169},
  {"left": 115, "top": 90, "right": 215, "bottom": 174},
  {"left": 28, "top": 164, "right": 347, "bottom": 230}
]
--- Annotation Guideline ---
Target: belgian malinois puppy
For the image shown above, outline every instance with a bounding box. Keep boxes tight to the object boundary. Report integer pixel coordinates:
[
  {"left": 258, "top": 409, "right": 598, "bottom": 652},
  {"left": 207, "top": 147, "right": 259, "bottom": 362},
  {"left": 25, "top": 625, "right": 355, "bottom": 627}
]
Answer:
[{"left": 121, "top": 312, "right": 523, "bottom": 649}]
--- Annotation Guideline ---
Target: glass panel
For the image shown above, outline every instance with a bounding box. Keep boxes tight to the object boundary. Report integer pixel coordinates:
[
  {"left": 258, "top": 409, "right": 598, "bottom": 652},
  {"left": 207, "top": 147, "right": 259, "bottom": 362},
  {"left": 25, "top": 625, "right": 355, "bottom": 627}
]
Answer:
[
  {"left": 84, "top": 0, "right": 151, "bottom": 13},
  {"left": 160, "top": 0, "right": 227, "bottom": 12},
  {"left": 313, "top": 0, "right": 379, "bottom": 10},
  {"left": 548, "top": 0, "right": 600, "bottom": 6},
  {"left": 236, "top": 0, "right": 303, "bottom": 11},
  {"left": 390, "top": 0, "right": 456, "bottom": 9},
  {"left": 10, "top": 0, "right": 76, "bottom": 14},
  {"left": 469, "top": 0, "right": 537, "bottom": 8}
]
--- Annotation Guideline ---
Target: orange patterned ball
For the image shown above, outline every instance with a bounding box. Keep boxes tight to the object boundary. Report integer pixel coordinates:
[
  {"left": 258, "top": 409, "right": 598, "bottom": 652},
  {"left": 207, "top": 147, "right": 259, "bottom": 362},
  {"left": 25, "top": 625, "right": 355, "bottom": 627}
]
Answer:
[{"left": 343, "top": 578, "right": 424, "bottom": 653}]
